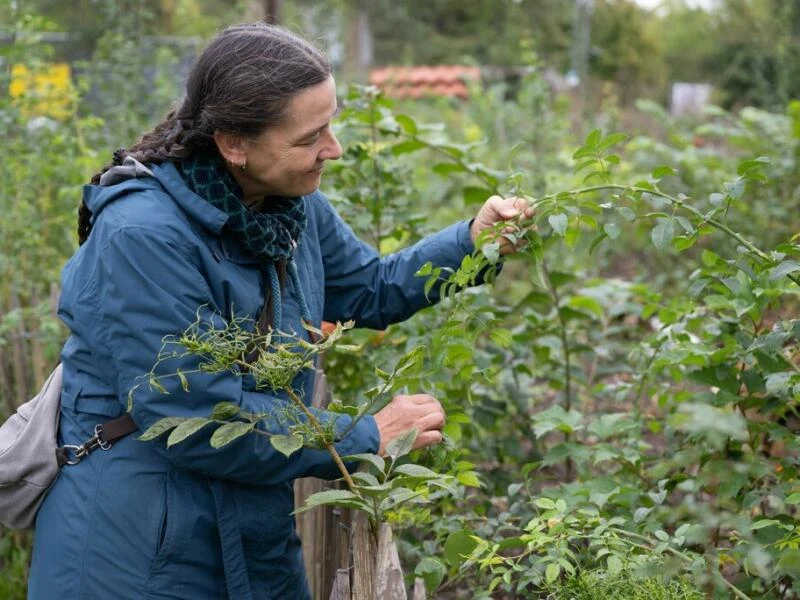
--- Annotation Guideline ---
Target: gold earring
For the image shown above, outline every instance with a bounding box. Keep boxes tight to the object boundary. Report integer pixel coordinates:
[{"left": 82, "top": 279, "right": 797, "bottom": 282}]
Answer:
[{"left": 239, "top": 160, "right": 247, "bottom": 171}]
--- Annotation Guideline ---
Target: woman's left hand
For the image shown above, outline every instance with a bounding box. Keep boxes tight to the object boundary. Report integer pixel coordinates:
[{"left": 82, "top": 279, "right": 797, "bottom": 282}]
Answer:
[{"left": 470, "top": 195, "right": 534, "bottom": 255}]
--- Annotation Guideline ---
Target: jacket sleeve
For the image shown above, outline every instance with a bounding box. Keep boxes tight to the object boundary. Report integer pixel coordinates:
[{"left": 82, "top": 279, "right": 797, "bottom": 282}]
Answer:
[
  {"left": 317, "top": 198, "right": 484, "bottom": 329},
  {"left": 85, "top": 226, "right": 379, "bottom": 485}
]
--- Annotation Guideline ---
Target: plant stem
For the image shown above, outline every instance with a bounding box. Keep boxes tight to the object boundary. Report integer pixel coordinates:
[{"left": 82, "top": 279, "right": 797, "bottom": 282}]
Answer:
[
  {"left": 541, "top": 258, "right": 574, "bottom": 481},
  {"left": 284, "top": 386, "right": 356, "bottom": 491}
]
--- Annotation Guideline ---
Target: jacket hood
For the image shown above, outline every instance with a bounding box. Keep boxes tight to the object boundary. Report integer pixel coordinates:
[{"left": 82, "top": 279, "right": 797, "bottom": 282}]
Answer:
[{"left": 82, "top": 157, "right": 229, "bottom": 235}]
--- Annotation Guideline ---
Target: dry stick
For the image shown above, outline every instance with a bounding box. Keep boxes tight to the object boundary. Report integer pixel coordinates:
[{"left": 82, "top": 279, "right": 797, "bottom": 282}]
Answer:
[{"left": 284, "top": 386, "right": 356, "bottom": 491}]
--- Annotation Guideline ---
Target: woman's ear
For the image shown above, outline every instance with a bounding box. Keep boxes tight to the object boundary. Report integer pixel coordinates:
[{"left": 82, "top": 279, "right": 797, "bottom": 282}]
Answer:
[{"left": 213, "top": 131, "right": 247, "bottom": 168}]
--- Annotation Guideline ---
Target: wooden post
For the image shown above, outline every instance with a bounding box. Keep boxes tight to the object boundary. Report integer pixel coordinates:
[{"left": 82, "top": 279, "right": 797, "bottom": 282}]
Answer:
[
  {"left": 350, "top": 510, "right": 377, "bottom": 600},
  {"left": 412, "top": 578, "right": 427, "bottom": 600},
  {"left": 295, "top": 368, "right": 351, "bottom": 599},
  {"left": 329, "top": 569, "right": 351, "bottom": 600},
  {"left": 374, "top": 523, "right": 406, "bottom": 600}
]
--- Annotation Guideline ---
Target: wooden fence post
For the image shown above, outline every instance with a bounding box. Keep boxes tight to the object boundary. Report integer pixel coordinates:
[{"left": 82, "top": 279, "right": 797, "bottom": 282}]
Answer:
[
  {"left": 374, "top": 523, "right": 406, "bottom": 600},
  {"left": 350, "top": 510, "right": 377, "bottom": 600},
  {"left": 295, "top": 368, "right": 352, "bottom": 599}
]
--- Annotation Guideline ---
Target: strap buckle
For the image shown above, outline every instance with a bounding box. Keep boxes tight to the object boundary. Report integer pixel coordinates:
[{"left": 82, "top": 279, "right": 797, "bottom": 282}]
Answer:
[{"left": 59, "top": 424, "right": 114, "bottom": 466}]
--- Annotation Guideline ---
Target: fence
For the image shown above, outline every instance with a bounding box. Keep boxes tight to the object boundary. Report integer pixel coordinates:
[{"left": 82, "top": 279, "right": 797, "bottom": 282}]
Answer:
[
  {"left": 0, "top": 284, "right": 61, "bottom": 416},
  {"left": 295, "top": 371, "right": 427, "bottom": 600}
]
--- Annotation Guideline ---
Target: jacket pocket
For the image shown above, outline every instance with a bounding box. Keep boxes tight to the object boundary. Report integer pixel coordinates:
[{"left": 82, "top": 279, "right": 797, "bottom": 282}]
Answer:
[{"left": 150, "top": 473, "right": 172, "bottom": 571}]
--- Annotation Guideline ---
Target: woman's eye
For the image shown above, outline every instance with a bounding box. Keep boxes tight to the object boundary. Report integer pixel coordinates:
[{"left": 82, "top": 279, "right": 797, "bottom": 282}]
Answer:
[{"left": 300, "top": 134, "right": 320, "bottom": 146}]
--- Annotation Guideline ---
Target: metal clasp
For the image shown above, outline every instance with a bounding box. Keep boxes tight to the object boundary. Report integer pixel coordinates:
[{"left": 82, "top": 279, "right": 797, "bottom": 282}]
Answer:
[{"left": 60, "top": 424, "right": 113, "bottom": 466}]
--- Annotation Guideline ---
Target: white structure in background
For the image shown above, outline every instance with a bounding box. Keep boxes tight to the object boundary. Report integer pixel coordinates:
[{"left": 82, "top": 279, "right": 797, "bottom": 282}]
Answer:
[{"left": 670, "top": 82, "right": 713, "bottom": 116}]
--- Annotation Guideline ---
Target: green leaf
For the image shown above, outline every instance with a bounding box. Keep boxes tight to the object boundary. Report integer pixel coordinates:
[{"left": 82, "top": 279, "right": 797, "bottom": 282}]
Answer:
[
  {"left": 651, "top": 219, "right": 675, "bottom": 250},
  {"left": 166, "top": 417, "right": 210, "bottom": 447},
  {"left": 210, "top": 421, "right": 253, "bottom": 448},
  {"left": 211, "top": 401, "right": 240, "bottom": 420},
  {"left": 270, "top": 433, "right": 304, "bottom": 458},
  {"left": 709, "top": 192, "right": 725, "bottom": 206},
  {"left": 463, "top": 186, "right": 494, "bottom": 206},
  {"left": 139, "top": 416, "right": 185, "bottom": 441},
  {"left": 394, "top": 463, "right": 440, "bottom": 479},
  {"left": 457, "top": 471, "right": 482, "bottom": 488},
  {"left": 342, "top": 453, "right": 385, "bottom": 473},
  {"left": 548, "top": 213, "right": 568, "bottom": 236},
  {"left": 725, "top": 179, "right": 744, "bottom": 200},
  {"left": 534, "top": 497, "right": 556, "bottom": 510},
  {"left": 298, "top": 489, "right": 366, "bottom": 512},
  {"left": 785, "top": 492, "right": 800, "bottom": 504},
  {"left": 444, "top": 530, "right": 479, "bottom": 566},
  {"left": 597, "top": 132, "right": 628, "bottom": 152},
  {"left": 385, "top": 428, "right": 418, "bottom": 460},
  {"left": 651, "top": 165, "right": 677, "bottom": 179},
  {"left": 617, "top": 206, "right": 637, "bottom": 222},
  {"left": 545, "top": 562, "right": 560, "bottom": 585},
  {"left": 751, "top": 519, "right": 780, "bottom": 530},
  {"left": 607, "top": 555, "right": 623, "bottom": 576},
  {"left": 490, "top": 328, "right": 513, "bottom": 348},
  {"left": 432, "top": 162, "right": 465, "bottom": 176},
  {"left": 481, "top": 242, "right": 500, "bottom": 263},
  {"left": 603, "top": 222, "right": 621, "bottom": 239},
  {"left": 415, "top": 557, "right": 446, "bottom": 592},
  {"left": 768, "top": 260, "right": 800, "bottom": 281},
  {"left": 585, "top": 128, "right": 602, "bottom": 147},
  {"left": 391, "top": 139, "right": 426, "bottom": 155},
  {"left": 176, "top": 369, "right": 190, "bottom": 392},
  {"left": 395, "top": 114, "right": 418, "bottom": 134}
]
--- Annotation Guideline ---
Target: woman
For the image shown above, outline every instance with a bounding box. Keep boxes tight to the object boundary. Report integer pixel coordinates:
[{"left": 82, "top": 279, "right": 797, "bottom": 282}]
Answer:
[{"left": 29, "top": 23, "right": 528, "bottom": 599}]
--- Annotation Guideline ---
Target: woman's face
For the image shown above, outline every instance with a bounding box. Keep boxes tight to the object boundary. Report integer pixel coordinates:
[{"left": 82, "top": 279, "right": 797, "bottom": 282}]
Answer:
[{"left": 233, "top": 75, "right": 342, "bottom": 201}]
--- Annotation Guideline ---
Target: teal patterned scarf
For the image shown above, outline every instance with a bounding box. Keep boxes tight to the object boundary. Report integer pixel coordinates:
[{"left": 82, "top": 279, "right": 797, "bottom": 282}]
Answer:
[
  {"left": 179, "top": 150, "right": 306, "bottom": 262},
  {"left": 178, "top": 150, "right": 311, "bottom": 332}
]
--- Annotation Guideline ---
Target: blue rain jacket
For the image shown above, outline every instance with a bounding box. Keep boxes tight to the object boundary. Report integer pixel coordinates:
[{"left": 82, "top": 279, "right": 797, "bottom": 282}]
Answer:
[{"left": 28, "top": 161, "right": 478, "bottom": 599}]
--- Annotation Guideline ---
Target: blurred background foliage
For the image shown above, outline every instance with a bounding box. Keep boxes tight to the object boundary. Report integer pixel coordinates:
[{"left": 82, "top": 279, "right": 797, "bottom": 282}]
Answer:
[{"left": 1, "top": 0, "right": 799, "bottom": 598}]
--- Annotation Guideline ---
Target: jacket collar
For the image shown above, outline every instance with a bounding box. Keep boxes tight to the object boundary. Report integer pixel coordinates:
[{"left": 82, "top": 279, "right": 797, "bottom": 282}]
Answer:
[{"left": 150, "top": 162, "right": 229, "bottom": 235}]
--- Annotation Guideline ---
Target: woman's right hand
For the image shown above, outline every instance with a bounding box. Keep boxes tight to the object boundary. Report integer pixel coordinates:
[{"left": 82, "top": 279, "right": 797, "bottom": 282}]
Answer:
[{"left": 373, "top": 394, "right": 446, "bottom": 456}]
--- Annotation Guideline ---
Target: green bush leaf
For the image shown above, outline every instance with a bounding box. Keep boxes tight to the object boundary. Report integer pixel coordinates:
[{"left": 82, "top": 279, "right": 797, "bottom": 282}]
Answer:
[
  {"left": 342, "top": 453, "right": 385, "bottom": 473},
  {"left": 444, "top": 530, "right": 478, "bottom": 566},
  {"left": 651, "top": 219, "right": 675, "bottom": 250},
  {"left": 270, "top": 433, "right": 304, "bottom": 458},
  {"left": 386, "top": 428, "right": 418, "bottom": 460},
  {"left": 211, "top": 401, "right": 240, "bottom": 420},
  {"left": 549, "top": 213, "right": 568, "bottom": 236},
  {"left": 139, "top": 416, "right": 186, "bottom": 441},
  {"left": 210, "top": 421, "right": 253, "bottom": 448},
  {"left": 651, "top": 165, "right": 677, "bottom": 179},
  {"left": 768, "top": 260, "right": 800, "bottom": 281},
  {"left": 166, "top": 417, "right": 210, "bottom": 447},
  {"left": 391, "top": 139, "right": 426, "bottom": 155},
  {"left": 463, "top": 186, "right": 494, "bottom": 205},
  {"left": 394, "top": 463, "right": 440, "bottom": 479},
  {"left": 545, "top": 562, "right": 560, "bottom": 585},
  {"left": 415, "top": 557, "right": 446, "bottom": 592}
]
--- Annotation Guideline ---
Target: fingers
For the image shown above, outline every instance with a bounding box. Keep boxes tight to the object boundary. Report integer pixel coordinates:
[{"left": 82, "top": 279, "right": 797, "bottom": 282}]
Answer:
[
  {"left": 413, "top": 429, "right": 443, "bottom": 450},
  {"left": 374, "top": 393, "right": 446, "bottom": 455}
]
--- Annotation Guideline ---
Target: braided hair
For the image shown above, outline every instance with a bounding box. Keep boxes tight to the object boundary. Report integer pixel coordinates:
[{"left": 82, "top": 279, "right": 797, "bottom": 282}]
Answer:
[{"left": 79, "top": 22, "right": 331, "bottom": 244}]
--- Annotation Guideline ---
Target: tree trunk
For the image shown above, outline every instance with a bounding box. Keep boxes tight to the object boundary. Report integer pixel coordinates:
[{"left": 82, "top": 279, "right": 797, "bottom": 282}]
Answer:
[{"left": 264, "top": 0, "right": 282, "bottom": 24}]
